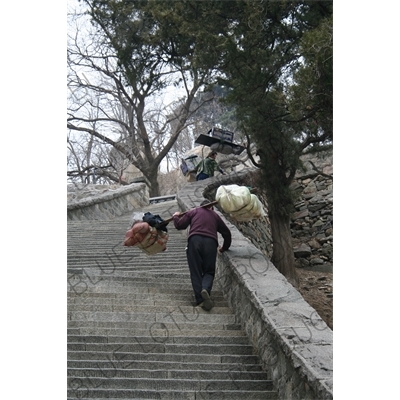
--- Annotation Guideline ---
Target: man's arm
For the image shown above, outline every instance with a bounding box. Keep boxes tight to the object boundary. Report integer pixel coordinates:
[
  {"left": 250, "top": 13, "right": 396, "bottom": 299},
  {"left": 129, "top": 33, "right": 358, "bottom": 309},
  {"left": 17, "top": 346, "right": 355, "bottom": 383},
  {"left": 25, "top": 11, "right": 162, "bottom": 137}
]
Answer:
[
  {"left": 172, "top": 212, "right": 191, "bottom": 230},
  {"left": 213, "top": 160, "right": 225, "bottom": 175},
  {"left": 217, "top": 219, "right": 231, "bottom": 251}
]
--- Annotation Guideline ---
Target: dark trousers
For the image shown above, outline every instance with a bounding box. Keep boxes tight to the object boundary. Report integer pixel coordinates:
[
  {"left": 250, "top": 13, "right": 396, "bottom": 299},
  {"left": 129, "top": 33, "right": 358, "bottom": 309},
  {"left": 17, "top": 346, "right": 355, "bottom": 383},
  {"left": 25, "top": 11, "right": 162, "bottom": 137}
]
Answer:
[
  {"left": 186, "top": 235, "right": 218, "bottom": 304},
  {"left": 196, "top": 172, "right": 209, "bottom": 181}
]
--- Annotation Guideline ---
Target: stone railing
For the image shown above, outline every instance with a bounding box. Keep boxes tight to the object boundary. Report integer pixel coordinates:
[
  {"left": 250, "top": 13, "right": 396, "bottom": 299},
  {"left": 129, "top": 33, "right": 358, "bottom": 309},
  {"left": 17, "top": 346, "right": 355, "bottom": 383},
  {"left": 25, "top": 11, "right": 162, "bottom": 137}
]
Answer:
[
  {"left": 67, "top": 182, "right": 149, "bottom": 221},
  {"left": 175, "top": 170, "right": 333, "bottom": 400}
]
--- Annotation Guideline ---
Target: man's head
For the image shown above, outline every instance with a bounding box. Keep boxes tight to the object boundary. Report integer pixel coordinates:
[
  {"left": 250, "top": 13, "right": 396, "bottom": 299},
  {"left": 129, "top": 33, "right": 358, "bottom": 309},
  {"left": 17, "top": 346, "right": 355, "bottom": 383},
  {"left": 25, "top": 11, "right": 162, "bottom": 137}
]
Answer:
[
  {"left": 208, "top": 151, "right": 218, "bottom": 159},
  {"left": 200, "top": 199, "right": 214, "bottom": 209}
]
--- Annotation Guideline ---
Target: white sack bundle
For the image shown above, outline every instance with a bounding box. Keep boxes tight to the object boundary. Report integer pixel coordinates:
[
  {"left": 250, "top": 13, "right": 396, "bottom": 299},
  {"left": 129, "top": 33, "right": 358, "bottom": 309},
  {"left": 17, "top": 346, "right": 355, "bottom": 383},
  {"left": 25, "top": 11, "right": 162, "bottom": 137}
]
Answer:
[
  {"left": 216, "top": 184, "right": 251, "bottom": 213},
  {"left": 216, "top": 184, "right": 266, "bottom": 222},
  {"left": 229, "top": 194, "right": 266, "bottom": 222}
]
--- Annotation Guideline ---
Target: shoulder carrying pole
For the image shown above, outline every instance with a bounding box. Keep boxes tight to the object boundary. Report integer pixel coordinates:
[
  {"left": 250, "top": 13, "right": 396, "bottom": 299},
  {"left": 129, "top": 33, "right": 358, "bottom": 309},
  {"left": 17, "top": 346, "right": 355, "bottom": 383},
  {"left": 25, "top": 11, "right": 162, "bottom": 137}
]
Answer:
[{"left": 157, "top": 200, "right": 218, "bottom": 228}]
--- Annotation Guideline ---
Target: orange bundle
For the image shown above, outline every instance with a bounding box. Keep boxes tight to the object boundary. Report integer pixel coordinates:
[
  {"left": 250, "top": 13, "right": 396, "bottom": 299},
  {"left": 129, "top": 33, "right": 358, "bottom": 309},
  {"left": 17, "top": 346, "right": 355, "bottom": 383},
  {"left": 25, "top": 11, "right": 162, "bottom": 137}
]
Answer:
[{"left": 123, "top": 221, "right": 168, "bottom": 255}]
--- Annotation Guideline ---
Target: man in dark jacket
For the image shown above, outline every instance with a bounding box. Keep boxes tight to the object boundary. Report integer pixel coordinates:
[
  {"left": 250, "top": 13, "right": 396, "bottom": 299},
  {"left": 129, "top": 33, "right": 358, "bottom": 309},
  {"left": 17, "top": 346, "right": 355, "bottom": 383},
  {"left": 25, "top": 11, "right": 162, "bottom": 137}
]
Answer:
[
  {"left": 172, "top": 199, "right": 231, "bottom": 311},
  {"left": 195, "top": 151, "right": 225, "bottom": 181}
]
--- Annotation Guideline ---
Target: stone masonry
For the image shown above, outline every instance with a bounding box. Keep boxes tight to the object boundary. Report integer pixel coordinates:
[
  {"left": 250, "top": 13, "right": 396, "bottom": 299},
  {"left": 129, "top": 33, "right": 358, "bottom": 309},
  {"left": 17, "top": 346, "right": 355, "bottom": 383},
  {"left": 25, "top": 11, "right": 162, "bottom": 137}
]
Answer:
[
  {"left": 290, "top": 151, "right": 333, "bottom": 272},
  {"left": 67, "top": 181, "right": 149, "bottom": 221}
]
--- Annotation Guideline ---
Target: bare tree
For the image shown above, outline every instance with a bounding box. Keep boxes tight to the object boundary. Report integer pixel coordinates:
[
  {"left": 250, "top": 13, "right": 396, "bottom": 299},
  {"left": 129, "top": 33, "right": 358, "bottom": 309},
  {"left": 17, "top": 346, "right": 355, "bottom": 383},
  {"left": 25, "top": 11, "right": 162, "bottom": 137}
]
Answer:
[{"left": 67, "top": 1, "right": 217, "bottom": 196}]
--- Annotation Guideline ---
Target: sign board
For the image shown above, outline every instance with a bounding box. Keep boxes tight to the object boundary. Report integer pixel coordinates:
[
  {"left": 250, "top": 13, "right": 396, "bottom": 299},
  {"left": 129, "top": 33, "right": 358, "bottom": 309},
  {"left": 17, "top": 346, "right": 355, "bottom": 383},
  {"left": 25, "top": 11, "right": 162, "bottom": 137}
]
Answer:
[
  {"left": 207, "top": 127, "right": 234, "bottom": 143},
  {"left": 194, "top": 133, "right": 245, "bottom": 155}
]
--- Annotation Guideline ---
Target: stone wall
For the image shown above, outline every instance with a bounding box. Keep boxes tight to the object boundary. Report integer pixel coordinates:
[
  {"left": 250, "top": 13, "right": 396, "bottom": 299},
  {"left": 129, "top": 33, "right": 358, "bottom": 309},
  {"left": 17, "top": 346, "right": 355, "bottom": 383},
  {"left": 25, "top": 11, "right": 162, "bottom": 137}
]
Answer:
[
  {"left": 290, "top": 151, "right": 333, "bottom": 272},
  {"left": 176, "top": 171, "right": 333, "bottom": 400},
  {"left": 67, "top": 182, "right": 149, "bottom": 221}
]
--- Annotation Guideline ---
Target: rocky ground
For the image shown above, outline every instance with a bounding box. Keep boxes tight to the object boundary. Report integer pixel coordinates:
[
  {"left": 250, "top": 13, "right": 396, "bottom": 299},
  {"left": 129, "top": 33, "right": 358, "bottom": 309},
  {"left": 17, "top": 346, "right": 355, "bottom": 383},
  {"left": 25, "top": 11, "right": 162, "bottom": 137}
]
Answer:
[{"left": 296, "top": 268, "right": 333, "bottom": 330}]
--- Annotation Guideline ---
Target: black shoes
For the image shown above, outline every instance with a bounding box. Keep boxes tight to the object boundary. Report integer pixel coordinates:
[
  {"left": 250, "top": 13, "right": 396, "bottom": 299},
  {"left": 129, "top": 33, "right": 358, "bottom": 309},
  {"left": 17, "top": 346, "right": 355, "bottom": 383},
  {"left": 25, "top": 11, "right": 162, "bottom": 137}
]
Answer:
[{"left": 201, "top": 289, "right": 213, "bottom": 311}]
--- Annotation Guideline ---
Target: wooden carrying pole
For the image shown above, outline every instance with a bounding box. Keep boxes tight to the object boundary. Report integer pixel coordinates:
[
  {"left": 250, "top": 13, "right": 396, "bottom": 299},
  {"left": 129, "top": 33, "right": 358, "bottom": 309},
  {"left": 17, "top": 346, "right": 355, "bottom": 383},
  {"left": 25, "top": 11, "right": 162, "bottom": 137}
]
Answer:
[{"left": 157, "top": 200, "right": 218, "bottom": 228}]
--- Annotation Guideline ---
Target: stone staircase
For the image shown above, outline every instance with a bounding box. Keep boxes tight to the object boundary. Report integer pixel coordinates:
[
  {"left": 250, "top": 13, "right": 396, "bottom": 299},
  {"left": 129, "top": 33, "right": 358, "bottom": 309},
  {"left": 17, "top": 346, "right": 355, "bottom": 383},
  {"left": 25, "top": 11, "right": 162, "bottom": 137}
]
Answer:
[{"left": 67, "top": 200, "right": 279, "bottom": 399}]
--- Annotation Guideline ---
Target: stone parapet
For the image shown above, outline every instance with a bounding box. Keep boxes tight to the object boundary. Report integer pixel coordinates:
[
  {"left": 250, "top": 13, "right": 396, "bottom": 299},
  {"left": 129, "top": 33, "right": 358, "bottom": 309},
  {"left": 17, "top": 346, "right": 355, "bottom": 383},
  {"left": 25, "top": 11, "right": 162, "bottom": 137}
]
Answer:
[
  {"left": 290, "top": 151, "right": 333, "bottom": 272},
  {"left": 175, "top": 171, "right": 333, "bottom": 400},
  {"left": 67, "top": 183, "right": 149, "bottom": 221}
]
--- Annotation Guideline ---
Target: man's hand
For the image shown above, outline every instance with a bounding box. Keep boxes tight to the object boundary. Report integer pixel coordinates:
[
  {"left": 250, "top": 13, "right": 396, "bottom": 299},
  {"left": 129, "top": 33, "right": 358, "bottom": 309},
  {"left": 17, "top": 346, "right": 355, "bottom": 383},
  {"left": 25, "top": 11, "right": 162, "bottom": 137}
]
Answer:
[{"left": 173, "top": 212, "right": 181, "bottom": 217}]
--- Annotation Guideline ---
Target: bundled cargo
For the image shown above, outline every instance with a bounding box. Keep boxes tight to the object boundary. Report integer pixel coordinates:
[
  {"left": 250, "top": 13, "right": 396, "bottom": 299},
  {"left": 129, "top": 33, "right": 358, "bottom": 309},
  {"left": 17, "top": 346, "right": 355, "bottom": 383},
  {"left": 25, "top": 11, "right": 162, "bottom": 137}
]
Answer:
[
  {"left": 228, "top": 194, "right": 265, "bottom": 222},
  {"left": 216, "top": 185, "right": 251, "bottom": 212},
  {"left": 123, "top": 185, "right": 265, "bottom": 256},
  {"left": 216, "top": 184, "right": 266, "bottom": 222},
  {"left": 123, "top": 212, "right": 169, "bottom": 255}
]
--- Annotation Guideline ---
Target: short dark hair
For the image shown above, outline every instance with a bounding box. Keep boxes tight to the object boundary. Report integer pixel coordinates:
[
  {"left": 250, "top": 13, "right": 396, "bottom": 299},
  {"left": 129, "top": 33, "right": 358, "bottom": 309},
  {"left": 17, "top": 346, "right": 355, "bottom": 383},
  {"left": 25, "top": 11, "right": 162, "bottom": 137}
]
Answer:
[{"left": 200, "top": 199, "right": 212, "bottom": 207}]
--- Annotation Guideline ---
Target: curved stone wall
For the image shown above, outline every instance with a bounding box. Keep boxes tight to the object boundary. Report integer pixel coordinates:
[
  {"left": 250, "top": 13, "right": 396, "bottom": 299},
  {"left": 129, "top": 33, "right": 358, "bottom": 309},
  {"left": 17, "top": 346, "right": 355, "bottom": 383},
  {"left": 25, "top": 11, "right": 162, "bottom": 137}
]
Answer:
[{"left": 67, "top": 182, "right": 149, "bottom": 221}]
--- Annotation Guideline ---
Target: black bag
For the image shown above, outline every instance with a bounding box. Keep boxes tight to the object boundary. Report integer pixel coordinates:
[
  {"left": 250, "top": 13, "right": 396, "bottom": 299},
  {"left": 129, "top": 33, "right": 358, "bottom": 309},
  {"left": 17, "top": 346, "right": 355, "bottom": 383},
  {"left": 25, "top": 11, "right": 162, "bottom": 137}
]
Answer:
[{"left": 142, "top": 212, "right": 168, "bottom": 232}]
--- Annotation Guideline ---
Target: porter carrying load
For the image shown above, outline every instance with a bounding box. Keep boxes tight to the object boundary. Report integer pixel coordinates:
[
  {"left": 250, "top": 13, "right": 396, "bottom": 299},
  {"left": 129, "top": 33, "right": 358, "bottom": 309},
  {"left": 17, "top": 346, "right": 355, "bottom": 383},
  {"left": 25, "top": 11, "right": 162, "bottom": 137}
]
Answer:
[{"left": 124, "top": 185, "right": 265, "bottom": 256}]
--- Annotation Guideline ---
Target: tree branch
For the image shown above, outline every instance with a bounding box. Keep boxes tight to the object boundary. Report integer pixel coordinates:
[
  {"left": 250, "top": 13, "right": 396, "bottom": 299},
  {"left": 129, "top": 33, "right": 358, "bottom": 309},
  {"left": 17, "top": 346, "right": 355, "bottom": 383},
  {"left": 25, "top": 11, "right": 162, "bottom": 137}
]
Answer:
[{"left": 308, "top": 160, "right": 333, "bottom": 178}]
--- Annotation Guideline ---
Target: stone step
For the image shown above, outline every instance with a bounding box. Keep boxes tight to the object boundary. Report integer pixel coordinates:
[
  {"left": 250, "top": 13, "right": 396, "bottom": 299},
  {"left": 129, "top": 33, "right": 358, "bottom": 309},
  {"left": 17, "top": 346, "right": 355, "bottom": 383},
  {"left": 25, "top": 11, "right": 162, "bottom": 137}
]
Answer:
[
  {"left": 66, "top": 259, "right": 188, "bottom": 268},
  {"left": 66, "top": 290, "right": 226, "bottom": 302},
  {"left": 67, "top": 273, "right": 193, "bottom": 281},
  {"left": 67, "top": 267, "right": 189, "bottom": 275},
  {"left": 66, "top": 277, "right": 200, "bottom": 288},
  {"left": 66, "top": 376, "right": 274, "bottom": 391},
  {"left": 66, "top": 264, "right": 188, "bottom": 272},
  {"left": 67, "top": 285, "right": 202, "bottom": 295},
  {"left": 67, "top": 299, "right": 229, "bottom": 309},
  {"left": 67, "top": 284, "right": 199, "bottom": 293},
  {"left": 67, "top": 290, "right": 227, "bottom": 301},
  {"left": 67, "top": 298, "right": 230, "bottom": 308},
  {"left": 67, "top": 304, "right": 234, "bottom": 315},
  {"left": 67, "top": 351, "right": 260, "bottom": 364},
  {"left": 68, "top": 311, "right": 238, "bottom": 325},
  {"left": 66, "top": 286, "right": 224, "bottom": 299},
  {"left": 68, "top": 270, "right": 193, "bottom": 278},
  {"left": 66, "top": 250, "right": 188, "bottom": 258},
  {"left": 67, "top": 366, "right": 269, "bottom": 380},
  {"left": 66, "top": 248, "right": 185, "bottom": 254},
  {"left": 67, "top": 359, "right": 263, "bottom": 372},
  {"left": 67, "top": 388, "right": 279, "bottom": 399},
  {"left": 67, "top": 239, "right": 186, "bottom": 246},
  {"left": 67, "top": 342, "right": 255, "bottom": 356},
  {"left": 68, "top": 299, "right": 230, "bottom": 310},
  {"left": 67, "top": 289, "right": 200, "bottom": 298},
  {"left": 67, "top": 229, "right": 183, "bottom": 234},
  {"left": 66, "top": 260, "right": 188, "bottom": 267},
  {"left": 67, "top": 335, "right": 250, "bottom": 345},
  {"left": 68, "top": 320, "right": 242, "bottom": 336},
  {"left": 69, "top": 328, "right": 247, "bottom": 337}
]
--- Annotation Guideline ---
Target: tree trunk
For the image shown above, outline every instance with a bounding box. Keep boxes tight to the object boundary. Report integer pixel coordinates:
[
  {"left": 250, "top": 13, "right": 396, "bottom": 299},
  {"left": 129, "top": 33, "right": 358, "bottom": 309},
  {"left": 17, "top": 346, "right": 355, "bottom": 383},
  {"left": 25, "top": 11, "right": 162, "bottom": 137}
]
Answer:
[
  {"left": 147, "top": 169, "right": 160, "bottom": 198},
  {"left": 269, "top": 209, "right": 299, "bottom": 287}
]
